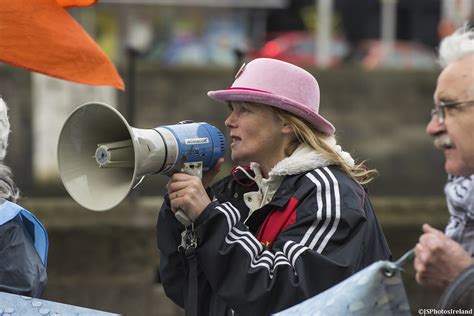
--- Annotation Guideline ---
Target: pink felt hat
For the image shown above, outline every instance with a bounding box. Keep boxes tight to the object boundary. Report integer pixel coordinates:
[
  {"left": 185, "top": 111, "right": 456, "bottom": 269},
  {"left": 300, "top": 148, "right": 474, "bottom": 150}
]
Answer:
[{"left": 207, "top": 58, "right": 335, "bottom": 135}]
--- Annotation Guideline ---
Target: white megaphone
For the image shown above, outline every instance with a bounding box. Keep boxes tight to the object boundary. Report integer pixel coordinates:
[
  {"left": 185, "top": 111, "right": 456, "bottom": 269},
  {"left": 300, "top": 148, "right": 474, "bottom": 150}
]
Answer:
[{"left": 57, "top": 102, "right": 226, "bottom": 215}]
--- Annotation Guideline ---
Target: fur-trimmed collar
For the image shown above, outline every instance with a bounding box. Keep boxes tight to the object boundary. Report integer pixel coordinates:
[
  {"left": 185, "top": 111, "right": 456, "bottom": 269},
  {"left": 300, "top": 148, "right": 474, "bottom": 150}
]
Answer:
[
  {"left": 269, "top": 138, "right": 355, "bottom": 177},
  {"left": 243, "top": 139, "right": 355, "bottom": 214}
]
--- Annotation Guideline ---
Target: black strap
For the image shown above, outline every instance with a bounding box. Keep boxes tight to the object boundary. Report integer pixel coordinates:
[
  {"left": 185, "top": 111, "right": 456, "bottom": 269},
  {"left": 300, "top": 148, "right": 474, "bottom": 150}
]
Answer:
[
  {"left": 179, "top": 225, "right": 199, "bottom": 316},
  {"left": 185, "top": 249, "right": 198, "bottom": 316}
]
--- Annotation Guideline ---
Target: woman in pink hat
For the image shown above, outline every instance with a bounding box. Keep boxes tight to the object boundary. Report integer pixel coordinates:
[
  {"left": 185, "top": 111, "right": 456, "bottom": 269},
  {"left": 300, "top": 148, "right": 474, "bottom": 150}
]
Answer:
[{"left": 158, "top": 58, "right": 391, "bottom": 315}]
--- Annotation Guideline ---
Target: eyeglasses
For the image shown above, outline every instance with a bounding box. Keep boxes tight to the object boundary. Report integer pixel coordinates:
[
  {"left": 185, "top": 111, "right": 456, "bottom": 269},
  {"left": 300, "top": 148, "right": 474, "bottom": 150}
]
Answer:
[{"left": 431, "top": 99, "right": 474, "bottom": 124}]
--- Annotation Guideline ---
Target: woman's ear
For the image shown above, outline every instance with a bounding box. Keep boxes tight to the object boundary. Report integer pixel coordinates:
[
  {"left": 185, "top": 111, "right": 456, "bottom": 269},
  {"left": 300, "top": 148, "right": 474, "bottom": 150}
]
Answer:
[{"left": 281, "top": 123, "right": 294, "bottom": 135}]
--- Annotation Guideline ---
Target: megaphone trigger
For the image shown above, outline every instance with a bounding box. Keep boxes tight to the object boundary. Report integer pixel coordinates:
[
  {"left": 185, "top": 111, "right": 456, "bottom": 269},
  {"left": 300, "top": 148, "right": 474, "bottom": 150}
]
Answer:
[{"left": 181, "top": 162, "right": 203, "bottom": 179}]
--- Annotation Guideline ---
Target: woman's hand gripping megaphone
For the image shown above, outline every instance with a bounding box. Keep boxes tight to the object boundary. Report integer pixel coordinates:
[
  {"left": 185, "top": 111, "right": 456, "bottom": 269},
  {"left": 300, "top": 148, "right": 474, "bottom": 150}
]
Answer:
[{"left": 167, "top": 158, "right": 224, "bottom": 226}]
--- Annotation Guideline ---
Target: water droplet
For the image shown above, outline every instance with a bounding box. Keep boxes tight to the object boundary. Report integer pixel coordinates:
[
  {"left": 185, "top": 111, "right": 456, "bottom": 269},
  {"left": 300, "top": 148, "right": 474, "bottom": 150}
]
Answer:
[
  {"left": 356, "top": 275, "right": 369, "bottom": 285},
  {"left": 39, "top": 307, "right": 50, "bottom": 315},
  {"left": 21, "top": 295, "right": 33, "bottom": 300},
  {"left": 32, "top": 300, "right": 43, "bottom": 307},
  {"left": 4, "top": 307, "right": 15, "bottom": 313},
  {"left": 51, "top": 313, "right": 61, "bottom": 316},
  {"left": 325, "top": 298, "right": 335, "bottom": 306},
  {"left": 349, "top": 301, "right": 365, "bottom": 312}
]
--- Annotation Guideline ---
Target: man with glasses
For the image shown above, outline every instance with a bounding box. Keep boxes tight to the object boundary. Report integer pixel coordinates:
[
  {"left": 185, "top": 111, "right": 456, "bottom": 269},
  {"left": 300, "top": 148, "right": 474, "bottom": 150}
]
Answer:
[{"left": 414, "top": 25, "right": 474, "bottom": 308}]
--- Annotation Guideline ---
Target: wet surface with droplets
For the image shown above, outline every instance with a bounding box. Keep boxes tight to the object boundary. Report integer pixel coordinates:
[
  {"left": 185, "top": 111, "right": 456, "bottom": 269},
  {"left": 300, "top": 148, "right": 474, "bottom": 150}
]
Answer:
[{"left": 0, "top": 291, "right": 119, "bottom": 315}]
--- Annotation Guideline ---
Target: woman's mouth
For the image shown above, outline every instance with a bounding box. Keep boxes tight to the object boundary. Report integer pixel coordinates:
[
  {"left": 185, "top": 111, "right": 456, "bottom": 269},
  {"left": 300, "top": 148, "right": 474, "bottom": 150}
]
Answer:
[{"left": 230, "top": 136, "right": 241, "bottom": 146}]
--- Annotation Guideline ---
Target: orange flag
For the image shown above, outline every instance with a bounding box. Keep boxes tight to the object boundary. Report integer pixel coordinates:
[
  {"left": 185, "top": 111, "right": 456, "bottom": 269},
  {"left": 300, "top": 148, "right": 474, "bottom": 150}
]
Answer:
[
  {"left": 56, "top": 0, "right": 97, "bottom": 9},
  {"left": 0, "top": 0, "right": 125, "bottom": 90}
]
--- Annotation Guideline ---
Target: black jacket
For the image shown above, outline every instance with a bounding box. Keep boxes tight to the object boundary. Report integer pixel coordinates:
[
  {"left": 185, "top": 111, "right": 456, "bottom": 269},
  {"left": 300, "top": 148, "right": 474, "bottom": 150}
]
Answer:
[{"left": 157, "top": 165, "right": 391, "bottom": 315}]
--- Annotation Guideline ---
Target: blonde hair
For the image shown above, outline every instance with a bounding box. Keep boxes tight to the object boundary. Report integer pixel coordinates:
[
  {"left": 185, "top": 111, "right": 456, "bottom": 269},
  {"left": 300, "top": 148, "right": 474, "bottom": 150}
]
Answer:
[{"left": 273, "top": 108, "right": 378, "bottom": 185}]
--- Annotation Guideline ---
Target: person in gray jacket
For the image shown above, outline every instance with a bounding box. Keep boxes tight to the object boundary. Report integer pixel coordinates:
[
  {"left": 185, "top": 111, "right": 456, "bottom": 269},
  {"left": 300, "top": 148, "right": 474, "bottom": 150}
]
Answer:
[
  {"left": 414, "top": 25, "right": 474, "bottom": 309},
  {"left": 0, "top": 97, "right": 48, "bottom": 297}
]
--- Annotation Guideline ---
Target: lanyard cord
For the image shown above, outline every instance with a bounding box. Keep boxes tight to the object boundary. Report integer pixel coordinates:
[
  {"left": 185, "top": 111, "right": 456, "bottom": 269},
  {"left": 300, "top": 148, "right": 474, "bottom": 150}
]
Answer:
[{"left": 179, "top": 224, "right": 199, "bottom": 316}]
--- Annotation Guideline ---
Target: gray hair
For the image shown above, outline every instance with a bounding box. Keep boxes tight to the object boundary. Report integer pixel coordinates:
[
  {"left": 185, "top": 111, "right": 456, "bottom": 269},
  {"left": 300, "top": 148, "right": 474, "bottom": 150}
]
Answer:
[
  {"left": 0, "top": 97, "right": 10, "bottom": 161},
  {"left": 439, "top": 24, "right": 474, "bottom": 68},
  {"left": 0, "top": 98, "right": 19, "bottom": 202},
  {"left": 0, "top": 163, "right": 20, "bottom": 203}
]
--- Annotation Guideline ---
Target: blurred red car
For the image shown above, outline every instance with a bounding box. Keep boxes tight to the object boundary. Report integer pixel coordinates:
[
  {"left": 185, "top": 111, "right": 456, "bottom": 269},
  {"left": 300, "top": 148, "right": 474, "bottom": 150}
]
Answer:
[
  {"left": 248, "top": 32, "right": 438, "bottom": 70},
  {"left": 247, "top": 31, "right": 349, "bottom": 67},
  {"left": 352, "top": 40, "right": 438, "bottom": 70}
]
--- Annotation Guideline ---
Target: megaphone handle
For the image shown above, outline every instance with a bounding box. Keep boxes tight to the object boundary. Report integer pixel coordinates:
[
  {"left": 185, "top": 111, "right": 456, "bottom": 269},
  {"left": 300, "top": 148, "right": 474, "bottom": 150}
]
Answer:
[
  {"left": 173, "top": 162, "right": 203, "bottom": 226},
  {"left": 175, "top": 209, "right": 193, "bottom": 226}
]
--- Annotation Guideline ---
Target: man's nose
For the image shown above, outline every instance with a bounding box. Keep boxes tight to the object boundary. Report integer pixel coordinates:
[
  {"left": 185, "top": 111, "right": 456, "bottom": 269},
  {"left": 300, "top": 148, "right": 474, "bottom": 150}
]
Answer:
[{"left": 426, "top": 115, "right": 446, "bottom": 136}]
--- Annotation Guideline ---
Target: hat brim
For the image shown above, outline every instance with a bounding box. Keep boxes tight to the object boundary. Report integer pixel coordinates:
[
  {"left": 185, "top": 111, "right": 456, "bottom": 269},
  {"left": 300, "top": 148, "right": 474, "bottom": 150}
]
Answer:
[{"left": 208, "top": 89, "right": 335, "bottom": 136}]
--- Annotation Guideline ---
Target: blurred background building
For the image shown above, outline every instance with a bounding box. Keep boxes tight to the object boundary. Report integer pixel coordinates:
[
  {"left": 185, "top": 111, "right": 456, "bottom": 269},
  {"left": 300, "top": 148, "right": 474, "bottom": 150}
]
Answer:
[{"left": 1, "top": 0, "right": 474, "bottom": 315}]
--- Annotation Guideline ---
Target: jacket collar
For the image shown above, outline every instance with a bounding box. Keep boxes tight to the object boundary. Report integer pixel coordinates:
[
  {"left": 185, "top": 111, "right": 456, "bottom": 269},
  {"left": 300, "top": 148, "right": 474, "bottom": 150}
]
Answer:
[
  {"left": 244, "top": 141, "right": 354, "bottom": 214},
  {"left": 268, "top": 139, "right": 354, "bottom": 177}
]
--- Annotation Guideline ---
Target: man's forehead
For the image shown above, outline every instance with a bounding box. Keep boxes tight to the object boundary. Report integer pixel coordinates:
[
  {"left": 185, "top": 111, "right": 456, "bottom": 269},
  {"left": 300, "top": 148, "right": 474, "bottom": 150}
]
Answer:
[{"left": 435, "top": 55, "right": 474, "bottom": 101}]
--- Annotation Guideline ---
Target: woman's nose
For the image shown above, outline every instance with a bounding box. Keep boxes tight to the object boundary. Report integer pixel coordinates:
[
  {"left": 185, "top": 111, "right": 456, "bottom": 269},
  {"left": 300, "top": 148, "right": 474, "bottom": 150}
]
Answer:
[
  {"left": 426, "top": 114, "right": 446, "bottom": 136},
  {"left": 225, "top": 112, "right": 236, "bottom": 128}
]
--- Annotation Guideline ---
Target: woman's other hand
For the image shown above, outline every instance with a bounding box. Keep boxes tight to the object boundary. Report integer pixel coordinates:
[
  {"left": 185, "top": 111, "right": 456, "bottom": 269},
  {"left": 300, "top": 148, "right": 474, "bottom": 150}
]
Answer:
[{"left": 202, "top": 158, "right": 225, "bottom": 188}]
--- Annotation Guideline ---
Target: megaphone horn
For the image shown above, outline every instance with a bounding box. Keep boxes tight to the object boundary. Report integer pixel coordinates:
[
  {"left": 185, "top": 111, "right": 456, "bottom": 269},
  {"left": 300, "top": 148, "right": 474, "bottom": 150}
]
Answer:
[{"left": 57, "top": 102, "right": 226, "bottom": 212}]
